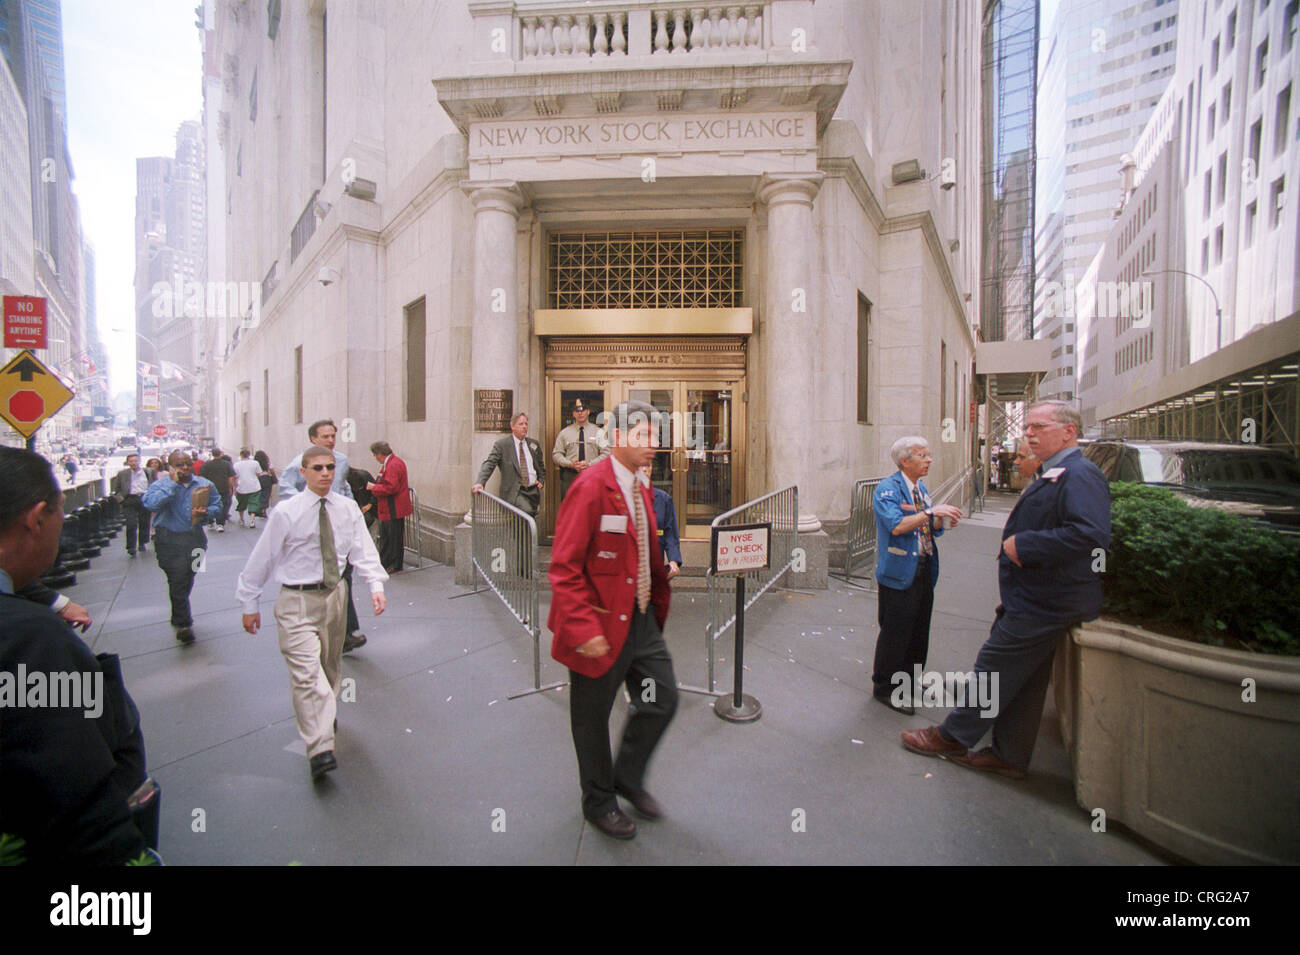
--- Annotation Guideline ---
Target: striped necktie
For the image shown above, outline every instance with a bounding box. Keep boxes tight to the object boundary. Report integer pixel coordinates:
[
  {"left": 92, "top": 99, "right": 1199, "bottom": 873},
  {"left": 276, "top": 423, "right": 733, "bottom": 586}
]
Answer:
[{"left": 633, "top": 484, "right": 650, "bottom": 612}]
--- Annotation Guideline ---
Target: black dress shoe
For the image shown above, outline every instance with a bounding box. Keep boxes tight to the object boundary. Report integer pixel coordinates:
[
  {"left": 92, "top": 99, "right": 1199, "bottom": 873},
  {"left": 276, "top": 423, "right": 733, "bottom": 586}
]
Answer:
[
  {"left": 615, "top": 787, "right": 664, "bottom": 820},
  {"left": 175, "top": 626, "right": 195, "bottom": 645},
  {"left": 309, "top": 750, "right": 337, "bottom": 780},
  {"left": 342, "top": 632, "right": 367, "bottom": 654},
  {"left": 873, "top": 694, "right": 915, "bottom": 716},
  {"left": 587, "top": 809, "right": 636, "bottom": 840}
]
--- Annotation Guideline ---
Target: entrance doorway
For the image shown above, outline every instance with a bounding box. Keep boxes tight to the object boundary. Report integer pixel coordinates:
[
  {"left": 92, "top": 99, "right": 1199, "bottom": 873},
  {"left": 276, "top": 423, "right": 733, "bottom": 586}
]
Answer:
[{"left": 543, "top": 335, "right": 746, "bottom": 540}]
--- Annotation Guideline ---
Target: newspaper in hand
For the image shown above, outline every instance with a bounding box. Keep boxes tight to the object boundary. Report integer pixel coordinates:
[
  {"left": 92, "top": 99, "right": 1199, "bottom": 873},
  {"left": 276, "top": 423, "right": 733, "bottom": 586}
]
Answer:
[{"left": 189, "top": 484, "right": 210, "bottom": 525}]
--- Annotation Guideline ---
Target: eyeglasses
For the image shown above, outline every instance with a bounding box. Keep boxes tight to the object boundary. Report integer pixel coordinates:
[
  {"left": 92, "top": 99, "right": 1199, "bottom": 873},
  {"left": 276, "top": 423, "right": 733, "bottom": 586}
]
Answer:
[
  {"left": 308, "top": 463, "right": 336, "bottom": 472},
  {"left": 1023, "top": 422, "right": 1059, "bottom": 433}
]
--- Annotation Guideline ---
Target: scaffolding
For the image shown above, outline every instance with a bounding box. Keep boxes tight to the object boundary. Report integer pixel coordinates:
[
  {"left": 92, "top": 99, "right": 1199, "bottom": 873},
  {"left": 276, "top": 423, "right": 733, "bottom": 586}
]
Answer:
[{"left": 1100, "top": 353, "right": 1300, "bottom": 460}]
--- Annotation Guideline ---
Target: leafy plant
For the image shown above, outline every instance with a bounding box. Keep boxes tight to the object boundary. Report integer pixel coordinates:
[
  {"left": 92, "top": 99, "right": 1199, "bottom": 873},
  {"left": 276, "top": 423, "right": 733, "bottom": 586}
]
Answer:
[
  {"left": 0, "top": 834, "right": 26, "bottom": 866},
  {"left": 1102, "top": 482, "right": 1300, "bottom": 655}
]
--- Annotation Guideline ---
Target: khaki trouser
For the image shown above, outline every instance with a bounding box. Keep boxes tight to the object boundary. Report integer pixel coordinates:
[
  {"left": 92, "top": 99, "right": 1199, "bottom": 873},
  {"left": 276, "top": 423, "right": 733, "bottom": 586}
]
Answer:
[{"left": 274, "top": 585, "right": 347, "bottom": 759}]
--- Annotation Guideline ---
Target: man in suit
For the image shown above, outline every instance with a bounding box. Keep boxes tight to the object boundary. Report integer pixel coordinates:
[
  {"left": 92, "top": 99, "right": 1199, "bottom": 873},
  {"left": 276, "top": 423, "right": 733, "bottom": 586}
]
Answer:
[
  {"left": 0, "top": 447, "right": 152, "bottom": 863},
  {"left": 548, "top": 400, "right": 677, "bottom": 841},
  {"left": 112, "top": 453, "right": 156, "bottom": 556},
  {"left": 902, "top": 401, "right": 1110, "bottom": 778},
  {"left": 1013, "top": 439, "right": 1039, "bottom": 486},
  {"left": 871, "top": 437, "right": 963, "bottom": 714},
  {"left": 366, "top": 440, "right": 412, "bottom": 574},
  {"left": 474, "top": 412, "right": 545, "bottom": 517}
]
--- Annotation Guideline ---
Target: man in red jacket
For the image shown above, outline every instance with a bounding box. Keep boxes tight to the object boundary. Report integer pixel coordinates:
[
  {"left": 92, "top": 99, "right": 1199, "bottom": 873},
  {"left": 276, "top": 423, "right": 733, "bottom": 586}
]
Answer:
[
  {"left": 366, "top": 441, "right": 412, "bottom": 574},
  {"left": 548, "top": 399, "right": 676, "bottom": 841}
]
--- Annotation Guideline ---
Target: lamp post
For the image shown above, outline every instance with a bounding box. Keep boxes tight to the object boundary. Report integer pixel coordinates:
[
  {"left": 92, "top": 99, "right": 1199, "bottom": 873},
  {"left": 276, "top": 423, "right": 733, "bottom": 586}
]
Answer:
[{"left": 1141, "top": 268, "right": 1224, "bottom": 352}]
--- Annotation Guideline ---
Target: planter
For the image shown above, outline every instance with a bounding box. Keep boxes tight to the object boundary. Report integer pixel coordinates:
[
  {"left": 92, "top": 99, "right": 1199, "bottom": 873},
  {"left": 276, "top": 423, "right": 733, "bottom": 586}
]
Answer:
[{"left": 1054, "top": 618, "right": 1300, "bottom": 865}]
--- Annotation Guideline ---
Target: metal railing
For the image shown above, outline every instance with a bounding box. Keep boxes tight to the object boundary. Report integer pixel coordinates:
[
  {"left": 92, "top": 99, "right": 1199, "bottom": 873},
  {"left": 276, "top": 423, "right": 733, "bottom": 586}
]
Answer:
[
  {"left": 839, "top": 476, "right": 886, "bottom": 583},
  {"left": 402, "top": 487, "right": 424, "bottom": 569},
  {"left": 697, "top": 485, "right": 798, "bottom": 694},
  {"left": 470, "top": 488, "right": 562, "bottom": 698}
]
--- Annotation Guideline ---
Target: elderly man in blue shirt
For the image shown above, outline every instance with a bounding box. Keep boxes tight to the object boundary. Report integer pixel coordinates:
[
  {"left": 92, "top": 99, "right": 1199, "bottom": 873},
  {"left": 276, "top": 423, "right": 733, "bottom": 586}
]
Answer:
[
  {"left": 142, "top": 451, "right": 224, "bottom": 644},
  {"left": 870, "top": 436, "right": 963, "bottom": 714},
  {"left": 277, "top": 418, "right": 367, "bottom": 653}
]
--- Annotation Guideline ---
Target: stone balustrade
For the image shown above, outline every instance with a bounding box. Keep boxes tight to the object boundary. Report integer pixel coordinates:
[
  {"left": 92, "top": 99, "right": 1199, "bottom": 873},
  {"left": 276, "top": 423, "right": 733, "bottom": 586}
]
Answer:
[{"left": 504, "top": 2, "right": 773, "bottom": 60}]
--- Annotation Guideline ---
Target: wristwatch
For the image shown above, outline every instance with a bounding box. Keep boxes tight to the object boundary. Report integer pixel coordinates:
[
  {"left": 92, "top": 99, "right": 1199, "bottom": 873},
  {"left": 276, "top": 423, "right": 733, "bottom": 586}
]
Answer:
[{"left": 924, "top": 507, "right": 933, "bottom": 518}]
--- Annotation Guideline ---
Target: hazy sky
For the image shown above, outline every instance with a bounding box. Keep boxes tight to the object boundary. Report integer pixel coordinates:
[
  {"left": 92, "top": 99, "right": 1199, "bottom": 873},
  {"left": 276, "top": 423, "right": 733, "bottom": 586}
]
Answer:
[{"left": 63, "top": 0, "right": 203, "bottom": 396}]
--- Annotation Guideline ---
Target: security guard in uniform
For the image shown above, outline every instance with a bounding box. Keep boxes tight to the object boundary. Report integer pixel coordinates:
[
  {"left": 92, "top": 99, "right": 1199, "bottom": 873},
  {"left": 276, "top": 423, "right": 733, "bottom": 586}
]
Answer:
[{"left": 553, "top": 398, "right": 610, "bottom": 501}]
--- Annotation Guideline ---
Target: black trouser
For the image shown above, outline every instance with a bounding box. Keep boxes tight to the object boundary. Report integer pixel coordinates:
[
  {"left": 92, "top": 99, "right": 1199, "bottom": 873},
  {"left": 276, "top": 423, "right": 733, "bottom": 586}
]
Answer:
[
  {"left": 209, "top": 492, "right": 229, "bottom": 527},
  {"left": 569, "top": 608, "right": 678, "bottom": 819},
  {"left": 558, "top": 467, "right": 577, "bottom": 501},
  {"left": 343, "top": 562, "right": 360, "bottom": 635},
  {"left": 377, "top": 518, "right": 403, "bottom": 571},
  {"left": 152, "top": 526, "right": 206, "bottom": 628},
  {"left": 872, "top": 557, "right": 935, "bottom": 699},
  {"left": 123, "top": 497, "right": 151, "bottom": 552}
]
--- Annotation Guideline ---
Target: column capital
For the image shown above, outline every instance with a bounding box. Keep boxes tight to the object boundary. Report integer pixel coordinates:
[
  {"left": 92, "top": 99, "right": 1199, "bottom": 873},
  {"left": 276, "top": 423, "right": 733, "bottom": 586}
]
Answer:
[
  {"left": 460, "top": 179, "right": 526, "bottom": 216},
  {"left": 756, "top": 171, "right": 825, "bottom": 208}
]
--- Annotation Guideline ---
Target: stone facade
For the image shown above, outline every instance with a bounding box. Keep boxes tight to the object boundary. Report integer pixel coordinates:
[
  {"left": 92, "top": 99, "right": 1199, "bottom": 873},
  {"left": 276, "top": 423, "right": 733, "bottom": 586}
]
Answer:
[{"left": 213, "top": 0, "right": 982, "bottom": 565}]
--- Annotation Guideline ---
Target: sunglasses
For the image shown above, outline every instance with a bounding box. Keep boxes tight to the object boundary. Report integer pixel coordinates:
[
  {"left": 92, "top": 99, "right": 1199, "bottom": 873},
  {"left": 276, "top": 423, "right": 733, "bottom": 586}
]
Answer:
[{"left": 307, "top": 463, "right": 336, "bottom": 472}]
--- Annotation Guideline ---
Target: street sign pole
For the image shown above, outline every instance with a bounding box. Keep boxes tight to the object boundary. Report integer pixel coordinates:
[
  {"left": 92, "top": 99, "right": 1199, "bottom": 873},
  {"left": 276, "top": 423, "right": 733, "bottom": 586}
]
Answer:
[{"left": 711, "top": 521, "right": 771, "bottom": 723}]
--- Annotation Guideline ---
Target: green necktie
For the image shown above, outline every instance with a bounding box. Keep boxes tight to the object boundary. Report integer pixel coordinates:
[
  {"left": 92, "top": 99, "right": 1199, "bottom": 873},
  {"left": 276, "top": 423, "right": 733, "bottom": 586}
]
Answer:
[{"left": 319, "top": 498, "right": 340, "bottom": 588}]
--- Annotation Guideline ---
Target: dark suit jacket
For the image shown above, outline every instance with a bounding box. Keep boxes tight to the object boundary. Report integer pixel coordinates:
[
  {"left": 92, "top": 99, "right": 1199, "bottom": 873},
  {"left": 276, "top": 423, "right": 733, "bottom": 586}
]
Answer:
[
  {"left": 999, "top": 446, "right": 1111, "bottom": 624},
  {"left": 0, "top": 592, "right": 148, "bottom": 864},
  {"left": 112, "top": 467, "right": 156, "bottom": 501},
  {"left": 476, "top": 434, "right": 546, "bottom": 511},
  {"left": 548, "top": 457, "right": 670, "bottom": 678}
]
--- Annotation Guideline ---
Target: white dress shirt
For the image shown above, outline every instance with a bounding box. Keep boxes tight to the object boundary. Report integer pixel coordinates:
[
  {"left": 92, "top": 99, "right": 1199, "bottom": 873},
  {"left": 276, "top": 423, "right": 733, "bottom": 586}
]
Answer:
[
  {"left": 610, "top": 455, "right": 649, "bottom": 518},
  {"left": 129, "top": 469, "right": 149, "bottom": 495},
  {"left": 515, "top": 436, "right": 538, "bottom": 486},
  {"left": 235, "top": 488, "right": 387, "bottom": 613}
]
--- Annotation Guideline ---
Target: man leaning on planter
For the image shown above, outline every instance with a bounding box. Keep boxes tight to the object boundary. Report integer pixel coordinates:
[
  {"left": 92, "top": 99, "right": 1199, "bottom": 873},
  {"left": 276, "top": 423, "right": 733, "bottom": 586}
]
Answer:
[{"left": 901, "top": 400, "right": 1111, "bottom": 779}]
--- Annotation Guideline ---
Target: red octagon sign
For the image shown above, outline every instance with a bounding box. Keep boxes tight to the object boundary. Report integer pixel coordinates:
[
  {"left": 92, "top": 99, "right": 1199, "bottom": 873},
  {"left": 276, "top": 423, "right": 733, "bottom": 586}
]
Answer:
[
  {"left": 153, "top": 424, "right": 168, "bottom": 437},
  {"left": 9, "top": 390, "right": 44, "bottom": 422}
]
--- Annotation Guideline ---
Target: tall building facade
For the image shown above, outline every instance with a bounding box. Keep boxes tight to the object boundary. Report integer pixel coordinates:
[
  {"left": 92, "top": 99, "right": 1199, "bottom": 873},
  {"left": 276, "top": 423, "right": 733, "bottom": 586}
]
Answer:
[
  {"left": 1077, "top": 0, "right": 1300, "bottom": 455},
  {"left": 1034, "top": 0, "right": 1181, "bottom": 401},
  {"left": 212, "top": 0, "right": 984, "bottom": 570}
]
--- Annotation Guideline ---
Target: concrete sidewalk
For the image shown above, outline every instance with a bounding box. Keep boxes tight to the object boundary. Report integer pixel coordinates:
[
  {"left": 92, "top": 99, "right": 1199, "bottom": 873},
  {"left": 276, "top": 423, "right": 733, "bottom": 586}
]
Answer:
[{"left": 62, "top": 496, "right": 1166, "bottom": 865}]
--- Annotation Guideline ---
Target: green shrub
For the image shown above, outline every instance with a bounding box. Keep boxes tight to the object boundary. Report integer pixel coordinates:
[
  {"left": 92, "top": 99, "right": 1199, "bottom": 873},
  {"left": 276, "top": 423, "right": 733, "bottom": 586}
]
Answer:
[{"left": 1102, "top": 482, "right": 1300, "bottom": 655}]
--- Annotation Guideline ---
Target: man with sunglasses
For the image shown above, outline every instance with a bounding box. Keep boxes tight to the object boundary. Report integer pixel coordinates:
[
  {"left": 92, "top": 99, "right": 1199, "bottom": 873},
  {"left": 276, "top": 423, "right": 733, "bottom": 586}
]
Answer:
[
  {"left": 142, "top": 451, "right": 225, "bottom": 644},
  {"left": 237, "top": 445, "right": 387, "bottom": 781},
  {"left": 278, "top": 419, "right": 367, "bottom": 653}
]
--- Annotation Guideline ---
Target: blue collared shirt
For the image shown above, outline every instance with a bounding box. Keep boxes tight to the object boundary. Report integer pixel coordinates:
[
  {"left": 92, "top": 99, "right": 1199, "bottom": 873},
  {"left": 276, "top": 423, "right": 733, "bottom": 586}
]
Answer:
[
  {"left": 278, "top": 449, "right": 353, "bottom": 501},
  {"left": 1040, "top": 445, "right": 1081, "bottom": 473},
  {"left": 141, "top": 474, "right": 224, "bottom": 531}
]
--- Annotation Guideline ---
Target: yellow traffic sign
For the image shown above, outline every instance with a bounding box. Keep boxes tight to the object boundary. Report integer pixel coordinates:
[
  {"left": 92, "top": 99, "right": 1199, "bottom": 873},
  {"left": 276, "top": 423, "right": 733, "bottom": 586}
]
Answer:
[{"left": 0, "top": 348, "right": 74, "bottom": 438}]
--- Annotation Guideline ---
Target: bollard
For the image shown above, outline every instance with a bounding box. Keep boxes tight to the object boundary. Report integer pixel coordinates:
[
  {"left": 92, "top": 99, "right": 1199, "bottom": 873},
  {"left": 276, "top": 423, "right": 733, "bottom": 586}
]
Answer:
[
  {"left": 57, "top": 512, "right": 90, "bottom": 572},
  {"left": 74, "top": 506, "right": 102, "bottom": 558}
]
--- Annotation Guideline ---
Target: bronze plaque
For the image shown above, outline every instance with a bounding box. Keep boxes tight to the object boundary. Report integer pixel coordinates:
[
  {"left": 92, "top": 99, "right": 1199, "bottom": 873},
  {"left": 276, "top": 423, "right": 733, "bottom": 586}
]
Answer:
[{"left": 474, "top": 389, "right": 513, "bottom": 432}]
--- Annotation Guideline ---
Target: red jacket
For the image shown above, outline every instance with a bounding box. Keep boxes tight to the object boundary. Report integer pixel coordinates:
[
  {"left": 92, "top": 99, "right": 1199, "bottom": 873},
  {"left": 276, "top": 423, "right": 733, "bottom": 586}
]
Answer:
[
  {"left": 369, "top": 454, "right": 413, "bottom": 522},
  {"left": 548, "top": 456, "right": 670, "bottom": 678}
]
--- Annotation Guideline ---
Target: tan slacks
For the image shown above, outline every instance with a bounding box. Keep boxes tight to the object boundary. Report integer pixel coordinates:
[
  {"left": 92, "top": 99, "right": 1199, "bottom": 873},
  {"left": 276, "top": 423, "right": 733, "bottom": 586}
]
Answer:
[{"left": 274, "top": 584, "right": 347, "bottom": 759}]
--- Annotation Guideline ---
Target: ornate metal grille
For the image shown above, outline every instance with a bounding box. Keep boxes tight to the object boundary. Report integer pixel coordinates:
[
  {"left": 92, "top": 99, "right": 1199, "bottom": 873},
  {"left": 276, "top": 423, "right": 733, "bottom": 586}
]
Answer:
[{"left": 547, "top": 229, "right": 744, "bottom": 309}]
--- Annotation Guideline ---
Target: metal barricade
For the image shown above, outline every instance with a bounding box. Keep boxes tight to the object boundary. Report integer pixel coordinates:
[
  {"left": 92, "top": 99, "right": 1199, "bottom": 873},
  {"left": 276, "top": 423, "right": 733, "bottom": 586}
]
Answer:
[
  {"left": 402, "top": 487, "right": 424, "bottom": 569},
  {"left": 470, "top": 488, "right": 563, "bottom": 698},
  {"left": 839, "top": 476, "right": 886, "bottom": 584},
  {"left": 695, "top": 485, "right": 799, "bottom": 695}
]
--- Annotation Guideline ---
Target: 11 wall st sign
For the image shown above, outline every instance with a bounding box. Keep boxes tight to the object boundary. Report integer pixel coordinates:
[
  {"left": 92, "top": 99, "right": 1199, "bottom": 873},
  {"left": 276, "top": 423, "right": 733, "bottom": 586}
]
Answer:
[{"left": 470, "top": 111, "right": 816, "bottom": 160}]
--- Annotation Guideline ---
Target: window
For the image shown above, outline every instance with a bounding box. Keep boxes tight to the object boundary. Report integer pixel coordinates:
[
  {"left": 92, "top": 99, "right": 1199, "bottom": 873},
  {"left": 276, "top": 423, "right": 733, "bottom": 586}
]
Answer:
[
  {"left": 248, "top": 70, "right": 257, "bottom": 122},
  {"left": 267, "top": 0, "right": 281, "bottom": 40},
  {"left": 293, "top": 345, "right": 303, "bottom": 424},
  {"left": 1214, "top": 225, "right": 1224, "bottom": 263},
  {"left": 1227, "top": 9, "right": 1237, "bottom": 50},
  {"left": 1211, "top": 36, "right": 1220, "bottom": 73},
  {"left": 1204, "top": 168, "right": 1213, "bottom": 215},
  {"left": 1202, "top": 237, "right": 1210, "bottom": 272},
  {"left": 1276, "top": 85, "right": 1292, "bottom": 157},
  {"left": 1207, "top": 103, "right": 1217, "bottom": 140},
  {"left": 1245, "top": 200, "right": 1258, "bottom": 246},
  {"left": 1217, "top": 152, "right": 1228, "bottom": 205},
  {"left": 1256, "top": 40, "right": 1268, "bottom": 89},
  {"left": 1223, "top": 82, "right": 1232, "bottom": 122},
  {"left": 1250, "top": 118, "right": 1263, "bottom": 171},
  {"left": 405, "top": 298, "right": 426, "bottom": 422},
  {"left": 940, "top": 340, "right": 948, "bottom": 423},
  {"left": 1271, "top": 177, "right": 1286, "bottom": 227},
  {"left": 856, "top": 294, "right": 871, "bottom": 424},
  {"left": 1286, "top": 1, "right": 1298, "bottom": 53},
  {"left": 263, "top": 369, "right": 269, "bottom": 426}
]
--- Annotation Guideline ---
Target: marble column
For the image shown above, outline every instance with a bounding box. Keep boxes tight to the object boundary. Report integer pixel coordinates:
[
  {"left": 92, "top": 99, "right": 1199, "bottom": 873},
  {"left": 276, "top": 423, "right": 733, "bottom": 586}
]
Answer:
[
  {"left": 460, "top": 179, "right": 526, "bottom": 497},
  {"left": 757, "top": 171, "right": 825, "bottom": 533}
]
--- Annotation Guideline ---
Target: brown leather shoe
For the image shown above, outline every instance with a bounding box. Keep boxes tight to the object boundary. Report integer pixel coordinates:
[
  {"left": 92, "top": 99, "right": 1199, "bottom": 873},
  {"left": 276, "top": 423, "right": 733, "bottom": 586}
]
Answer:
[
  {"left": 947, "top": 747, "right": 1028, "bottom": 779},
  {"left": 587, "top": 808, "right": 637, "bottom": 840},
  {"left": 616, "top": 787, "right": 663, "bottom": 820},
  {"left": 900, "top": 725, "right": 966, "bottom": 757}
]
